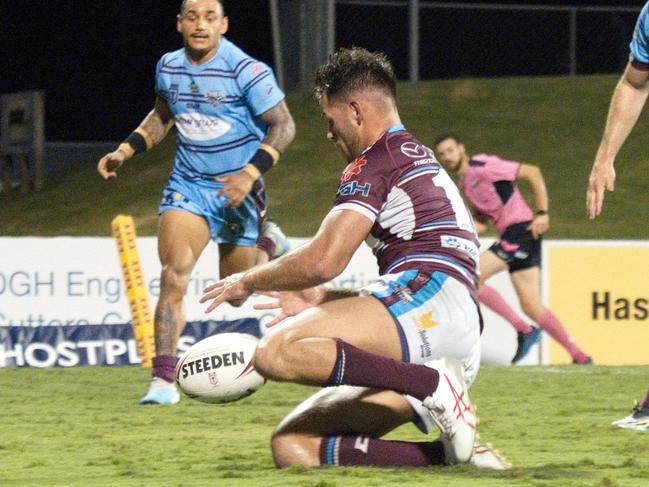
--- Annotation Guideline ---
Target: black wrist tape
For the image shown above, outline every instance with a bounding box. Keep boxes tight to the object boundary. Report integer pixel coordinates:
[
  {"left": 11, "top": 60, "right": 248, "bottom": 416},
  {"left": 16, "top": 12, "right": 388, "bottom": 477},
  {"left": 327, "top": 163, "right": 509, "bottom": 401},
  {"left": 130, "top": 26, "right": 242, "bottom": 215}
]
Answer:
[
  {"left": 124, "top": 131, "right": 147, "bottom": 155},
  {"left": 249, "top": 148, "right": 274, "bottom": 175}
]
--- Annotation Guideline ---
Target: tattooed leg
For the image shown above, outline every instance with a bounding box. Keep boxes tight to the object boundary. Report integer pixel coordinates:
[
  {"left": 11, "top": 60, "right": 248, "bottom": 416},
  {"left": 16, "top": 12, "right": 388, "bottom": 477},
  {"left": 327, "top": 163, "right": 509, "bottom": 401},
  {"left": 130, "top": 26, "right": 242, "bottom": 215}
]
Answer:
[{"left": 154, "top": 301, "right": 184, "bottom": 356}]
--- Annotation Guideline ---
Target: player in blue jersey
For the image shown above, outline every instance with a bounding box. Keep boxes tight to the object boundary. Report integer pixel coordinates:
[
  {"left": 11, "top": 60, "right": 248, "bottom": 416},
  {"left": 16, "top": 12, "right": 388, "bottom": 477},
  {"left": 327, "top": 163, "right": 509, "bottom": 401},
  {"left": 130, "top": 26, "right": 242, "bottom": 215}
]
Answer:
[
  {"left": 96, "top": 0, "right": 295, "bottom": 405},
  {"left": 587, "top": 1, "right": 649, "bottom": 431}
]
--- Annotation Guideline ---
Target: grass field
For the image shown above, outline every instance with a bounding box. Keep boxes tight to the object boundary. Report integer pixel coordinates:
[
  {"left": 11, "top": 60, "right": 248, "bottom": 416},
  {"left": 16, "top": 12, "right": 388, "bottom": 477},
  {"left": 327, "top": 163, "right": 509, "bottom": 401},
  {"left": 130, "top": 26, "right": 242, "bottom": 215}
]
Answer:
[
  {"left": 1, "top": 365, "right": 648, "bottom": 486},
  {"left": 2, "top": 75, "right": 649, "bottom": 486},
  {"left": 2, "top": 74, "right": 649, "bottom": 239}
]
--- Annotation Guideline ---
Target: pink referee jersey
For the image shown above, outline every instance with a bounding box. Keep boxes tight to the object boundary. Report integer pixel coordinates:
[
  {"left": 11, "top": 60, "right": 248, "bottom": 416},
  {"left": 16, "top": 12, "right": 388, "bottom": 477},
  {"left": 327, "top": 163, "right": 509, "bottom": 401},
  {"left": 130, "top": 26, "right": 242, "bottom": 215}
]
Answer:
[{"left": 458, "top": 154, "right": 534, "bottom": 236}]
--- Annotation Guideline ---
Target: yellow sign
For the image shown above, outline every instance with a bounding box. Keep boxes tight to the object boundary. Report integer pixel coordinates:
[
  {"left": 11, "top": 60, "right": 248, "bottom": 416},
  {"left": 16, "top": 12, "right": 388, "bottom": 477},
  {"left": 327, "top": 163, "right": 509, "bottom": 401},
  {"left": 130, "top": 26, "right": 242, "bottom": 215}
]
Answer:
[{"left": 546, "top": 243, "right": 649, "bottom": 365}]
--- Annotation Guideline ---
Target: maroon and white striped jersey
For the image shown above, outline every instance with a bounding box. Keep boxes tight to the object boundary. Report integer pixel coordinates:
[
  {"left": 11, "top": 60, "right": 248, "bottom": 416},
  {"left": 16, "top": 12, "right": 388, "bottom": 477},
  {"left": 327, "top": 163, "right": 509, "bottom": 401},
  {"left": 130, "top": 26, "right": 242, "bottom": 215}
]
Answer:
[{"left": 331, "top": 125, "right": 480, "bottom": 294}]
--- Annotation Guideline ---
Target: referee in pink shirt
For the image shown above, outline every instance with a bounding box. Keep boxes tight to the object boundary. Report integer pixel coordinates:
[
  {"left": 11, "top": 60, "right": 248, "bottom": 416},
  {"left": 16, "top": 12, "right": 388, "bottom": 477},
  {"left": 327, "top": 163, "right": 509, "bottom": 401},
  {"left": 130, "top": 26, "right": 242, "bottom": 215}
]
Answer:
[{"left": 435, "top": 134, "right": 591, "bottom": 365}]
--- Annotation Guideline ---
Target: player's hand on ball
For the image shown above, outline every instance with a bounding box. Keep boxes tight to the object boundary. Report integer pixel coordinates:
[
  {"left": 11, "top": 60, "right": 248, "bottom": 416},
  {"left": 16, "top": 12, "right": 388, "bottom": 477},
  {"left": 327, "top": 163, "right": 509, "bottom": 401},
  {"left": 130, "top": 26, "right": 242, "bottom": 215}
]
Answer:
[
  {"left": 254, "top": 287, "right": 327, "bottom": 328},
  {"left": 201, "top": 272, "right": 252, "bottom": 313},
  {"left": 586, "top": 161, "right": 616, "bottom": 219},
  {"left": 97, "top": 150, "right": 127, "bottom": 180},
  {"left": 216, "top": 171, "right": 255, "bottom": 207}
]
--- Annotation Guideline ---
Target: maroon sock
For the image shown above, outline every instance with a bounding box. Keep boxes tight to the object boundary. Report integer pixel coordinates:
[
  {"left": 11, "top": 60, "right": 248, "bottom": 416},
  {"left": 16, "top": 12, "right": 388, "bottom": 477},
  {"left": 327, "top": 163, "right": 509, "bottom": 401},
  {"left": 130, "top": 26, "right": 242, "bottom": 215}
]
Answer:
[
  {"left": 152, "top": 354, "right": 177, "bottom": 383},
  {"left": 641, "top": 388, "right": 649, "bottom": 409},
  {"left": 257, "top": 237, "right": 276, "bottom": 261},
  {"left": 320, "top": 435, "right": 445, "bottom": 467},
  {"left": 325, "top": 339, "right": 439, "bottom": 401}
]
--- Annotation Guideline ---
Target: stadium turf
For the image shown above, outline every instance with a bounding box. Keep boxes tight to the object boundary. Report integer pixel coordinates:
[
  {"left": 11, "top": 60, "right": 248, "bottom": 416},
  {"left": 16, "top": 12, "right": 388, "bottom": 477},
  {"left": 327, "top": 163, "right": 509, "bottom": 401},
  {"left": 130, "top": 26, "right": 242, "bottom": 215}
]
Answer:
[
  {"left": 2, "top": 75, "right": 649, "bottom": 486},
  {"left": 1, "top": 365, "right": 648, "bottom": 486},
  {"left": 1, "top": 75, "right": 648, "bottom": 239}
]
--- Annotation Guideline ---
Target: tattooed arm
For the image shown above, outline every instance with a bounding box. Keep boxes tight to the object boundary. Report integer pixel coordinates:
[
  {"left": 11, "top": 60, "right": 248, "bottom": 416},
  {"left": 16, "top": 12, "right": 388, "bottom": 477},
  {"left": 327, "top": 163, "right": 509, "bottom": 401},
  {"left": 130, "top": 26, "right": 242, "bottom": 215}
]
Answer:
[{"left": 97, "top": 97, "right": 175, "bottom": 179}]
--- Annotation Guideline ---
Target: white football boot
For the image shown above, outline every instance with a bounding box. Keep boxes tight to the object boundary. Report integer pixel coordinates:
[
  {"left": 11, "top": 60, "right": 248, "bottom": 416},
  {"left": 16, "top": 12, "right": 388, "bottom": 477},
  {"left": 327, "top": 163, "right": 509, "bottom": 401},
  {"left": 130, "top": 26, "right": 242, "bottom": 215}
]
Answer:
[
  {"left": 470, "top": 437, "right": 512, "bottom": 470},
  {"left": 612, "top": 402, "right": 649, "bottom": 431},
  {"left": 139, "top": 377, "right": 180, "bottom": 405},
  {"left": 422, "top": 357, "right": 476, "bottom": 464},
  {"left": 260, "top": 217, "right": 290, "bottom": 258}
]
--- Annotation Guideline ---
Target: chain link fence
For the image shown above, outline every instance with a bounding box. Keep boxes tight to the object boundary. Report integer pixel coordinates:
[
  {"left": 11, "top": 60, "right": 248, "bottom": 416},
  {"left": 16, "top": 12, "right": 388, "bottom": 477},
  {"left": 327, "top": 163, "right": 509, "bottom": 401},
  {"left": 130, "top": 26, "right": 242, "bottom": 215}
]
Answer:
[{"left": 334, "top": 1, "right": 642, "bottom": 80}]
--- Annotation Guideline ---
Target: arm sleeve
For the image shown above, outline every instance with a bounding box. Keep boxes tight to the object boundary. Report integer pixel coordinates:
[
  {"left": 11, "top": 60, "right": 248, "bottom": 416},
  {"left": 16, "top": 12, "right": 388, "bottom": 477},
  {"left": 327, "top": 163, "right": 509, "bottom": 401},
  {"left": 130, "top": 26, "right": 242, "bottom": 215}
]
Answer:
[
  {"left": 630, "top": 4, "right": 649, "bottom": 66},
  {"left": 236, "top": 61, "right": 285, "bottom": 116},
  {"left": 331, "top": 156, "right": 389, "bottom": 224}
]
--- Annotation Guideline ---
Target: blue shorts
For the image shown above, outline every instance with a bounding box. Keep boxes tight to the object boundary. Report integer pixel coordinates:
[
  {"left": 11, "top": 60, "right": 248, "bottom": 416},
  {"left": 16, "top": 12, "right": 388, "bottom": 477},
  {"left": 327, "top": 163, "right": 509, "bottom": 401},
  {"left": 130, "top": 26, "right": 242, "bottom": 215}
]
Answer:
[{"left": 158, "top": 173, "right": 267, "bottom": 246}]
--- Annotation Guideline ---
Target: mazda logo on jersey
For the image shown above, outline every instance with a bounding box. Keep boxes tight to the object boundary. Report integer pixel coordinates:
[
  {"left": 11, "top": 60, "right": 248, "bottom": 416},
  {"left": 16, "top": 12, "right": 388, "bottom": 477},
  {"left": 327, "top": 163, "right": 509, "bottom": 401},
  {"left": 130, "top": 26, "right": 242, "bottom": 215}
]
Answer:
[
  {"left": 400, "top": 142, "right": 431, "bottom": 159},
  {"left": 337, "top": 181, "right": 372, "bottom": 197}
]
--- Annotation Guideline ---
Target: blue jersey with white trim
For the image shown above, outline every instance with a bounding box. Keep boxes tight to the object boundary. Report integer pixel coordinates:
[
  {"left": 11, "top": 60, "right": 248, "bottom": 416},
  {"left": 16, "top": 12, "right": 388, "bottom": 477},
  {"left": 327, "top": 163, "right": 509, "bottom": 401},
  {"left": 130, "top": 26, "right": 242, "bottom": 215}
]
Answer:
[
  {"left": 630, "top": 3, "right": 649, "bottom": 66},
  {"left": 155, "top": 38, "right": 285, "bottom": 183}
]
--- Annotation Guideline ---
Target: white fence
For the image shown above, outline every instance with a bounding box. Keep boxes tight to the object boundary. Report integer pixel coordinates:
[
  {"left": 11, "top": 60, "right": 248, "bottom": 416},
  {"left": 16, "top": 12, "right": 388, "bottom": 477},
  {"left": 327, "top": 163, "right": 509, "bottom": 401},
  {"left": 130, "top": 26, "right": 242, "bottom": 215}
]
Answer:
[{"left": 3, "top": 236, "right": 648, "bottom": 367}]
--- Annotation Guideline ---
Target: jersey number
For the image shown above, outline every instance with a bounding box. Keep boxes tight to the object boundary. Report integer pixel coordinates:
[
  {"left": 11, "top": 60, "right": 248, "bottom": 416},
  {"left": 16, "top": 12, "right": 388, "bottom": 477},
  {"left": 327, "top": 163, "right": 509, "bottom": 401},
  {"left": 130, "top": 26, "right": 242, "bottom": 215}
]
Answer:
[{"left": 432, "top": 169, "right": 475, "bottom": 233}]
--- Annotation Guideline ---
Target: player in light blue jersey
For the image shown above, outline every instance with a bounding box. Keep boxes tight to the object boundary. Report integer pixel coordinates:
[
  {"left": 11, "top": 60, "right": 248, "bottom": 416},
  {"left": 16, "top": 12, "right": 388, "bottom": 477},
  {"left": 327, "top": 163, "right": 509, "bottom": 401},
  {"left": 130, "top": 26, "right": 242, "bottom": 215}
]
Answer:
[
  {"left": 97, "top": 0, "right": 295, "bottom": 405},
  {"left": 587, "top": 1, "right": 649, "bottom": 431}
]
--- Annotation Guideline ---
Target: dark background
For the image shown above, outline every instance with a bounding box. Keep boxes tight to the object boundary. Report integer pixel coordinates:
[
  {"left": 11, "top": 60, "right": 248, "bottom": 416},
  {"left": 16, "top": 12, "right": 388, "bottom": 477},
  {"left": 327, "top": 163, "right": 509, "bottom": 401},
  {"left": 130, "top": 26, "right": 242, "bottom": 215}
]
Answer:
[{"left": 0, "top": 0, "right": 644, "bottom": 141}]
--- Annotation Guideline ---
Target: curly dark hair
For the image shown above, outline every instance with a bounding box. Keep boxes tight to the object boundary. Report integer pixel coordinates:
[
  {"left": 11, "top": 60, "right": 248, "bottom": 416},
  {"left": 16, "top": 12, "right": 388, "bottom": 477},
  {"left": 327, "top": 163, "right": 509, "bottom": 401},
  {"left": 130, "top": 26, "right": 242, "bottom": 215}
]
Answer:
[{"left": 313, "top": 47, "right": 397, "bottom": 102}]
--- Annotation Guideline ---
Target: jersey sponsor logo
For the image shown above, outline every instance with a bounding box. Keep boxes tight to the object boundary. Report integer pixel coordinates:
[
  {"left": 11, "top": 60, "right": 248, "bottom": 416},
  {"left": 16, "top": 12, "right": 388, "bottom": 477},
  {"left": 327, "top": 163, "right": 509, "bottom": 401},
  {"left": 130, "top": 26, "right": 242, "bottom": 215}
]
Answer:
[
  {"left": 337, "top": 181, "right": 372, "bottom": 197},
  {"left": 393, "top": 284, "right": 413, "bottom": 303},
  {"left": 341, "top": 156, "right": 367, "bottom": 182},
  {"left": 175, "top": 113, "right": 231, "bottom": 141},
  {"left": 441, "top": 235, "right": 480, "bottom": 262},
  {"left": 251, "top": 63, "right": 264, "bottom": 76},
  {"left": 413, "top": 158, "right": 436, "bottom": 166},
  {"left": 205, "top": 90, "right": 226, "bottom": 107},
  {"left": 400, "top": 141, "right": 431, "bottom": 159},
  {"left": 415, "top": 311, "right": 438, "bottom": 330},
  {"left": 417, "top": 326, "right": 433, "bottom": 359},
  {"left": 169, "top": 84, "right": 179, "bottom": 104}
]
